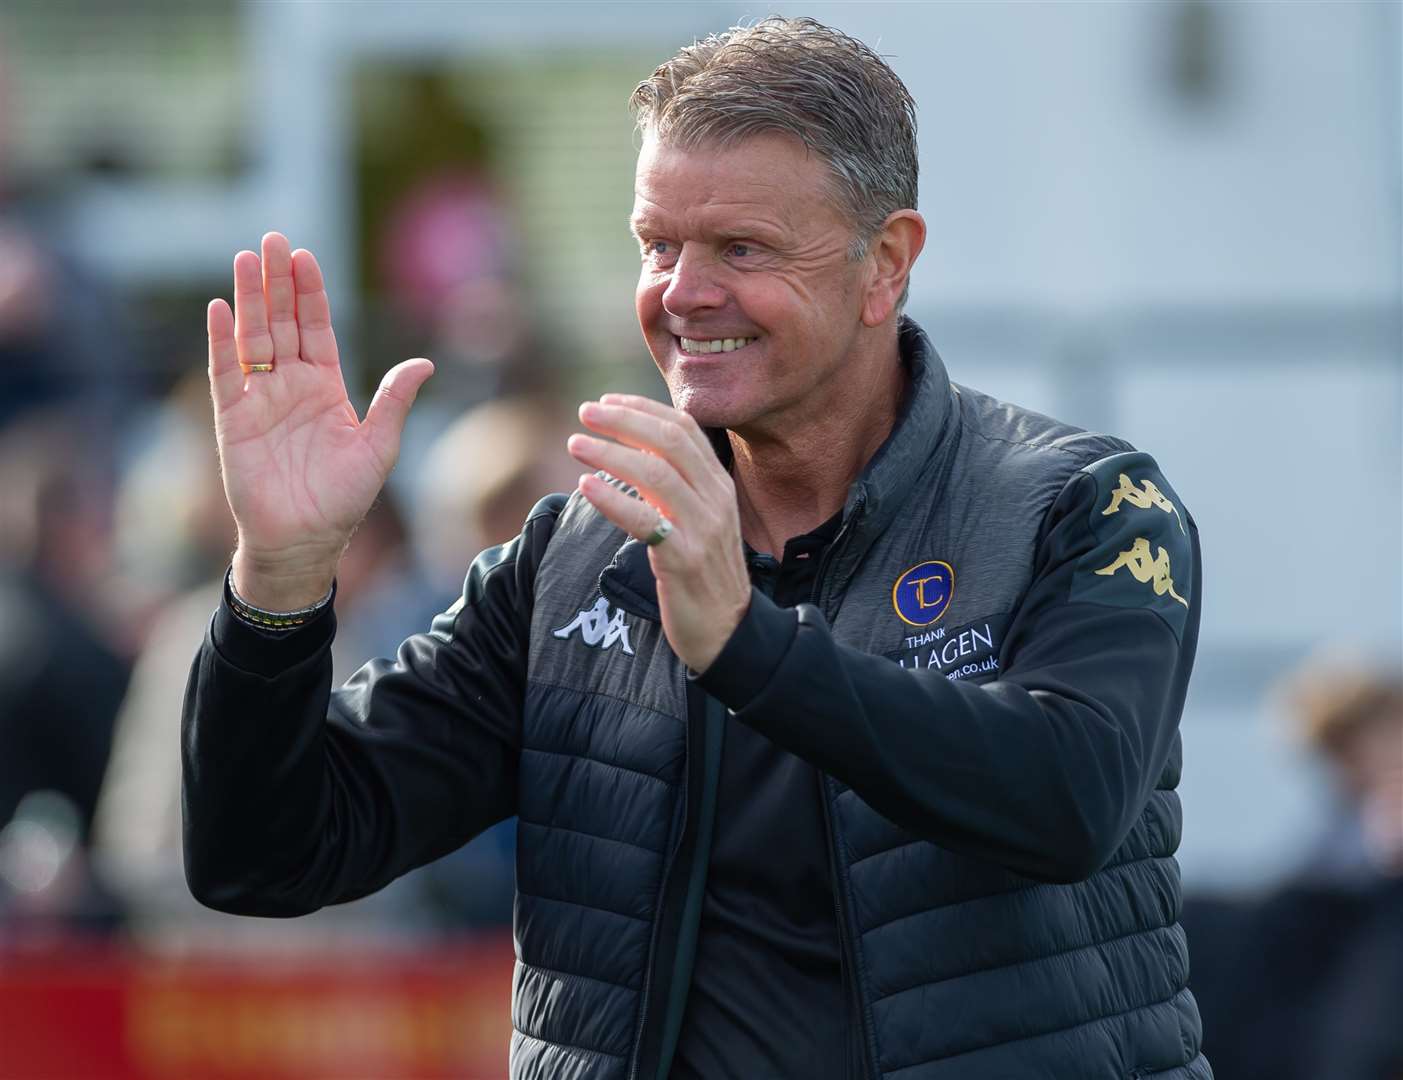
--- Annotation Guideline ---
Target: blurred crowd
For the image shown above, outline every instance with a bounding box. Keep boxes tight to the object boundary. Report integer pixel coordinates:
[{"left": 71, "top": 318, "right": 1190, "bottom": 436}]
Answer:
[
  {"left": 0, "top": 92, "right": 579, "bottom": 952},
  {"left": 1182, "top": 667, "right": 1403, "bottom": 1079}
]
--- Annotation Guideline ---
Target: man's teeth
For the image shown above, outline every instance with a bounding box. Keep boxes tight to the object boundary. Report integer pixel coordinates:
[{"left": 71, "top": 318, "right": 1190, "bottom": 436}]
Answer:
[{"left": 679, "top": 336, "right": 758, "bottom": 355}]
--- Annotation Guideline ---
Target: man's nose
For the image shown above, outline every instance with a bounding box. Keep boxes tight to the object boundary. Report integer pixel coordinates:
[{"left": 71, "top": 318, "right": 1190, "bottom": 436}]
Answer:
[{"left": 661, "top": 245, "right": 726, "bottom": 318}]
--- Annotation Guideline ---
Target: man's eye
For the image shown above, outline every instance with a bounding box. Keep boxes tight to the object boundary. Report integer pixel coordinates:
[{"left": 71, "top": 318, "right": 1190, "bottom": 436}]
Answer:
[
  {"left": 727, "top": 243, "right": 750, "bottom": 257},
  {"left": 645, "top": 240, "right": 671, "bottom": 256}
]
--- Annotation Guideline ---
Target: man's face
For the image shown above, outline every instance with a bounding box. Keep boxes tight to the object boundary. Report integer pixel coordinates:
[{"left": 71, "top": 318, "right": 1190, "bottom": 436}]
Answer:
[{"left": 631, "top": 133, "right": 868, "bottom": 433}]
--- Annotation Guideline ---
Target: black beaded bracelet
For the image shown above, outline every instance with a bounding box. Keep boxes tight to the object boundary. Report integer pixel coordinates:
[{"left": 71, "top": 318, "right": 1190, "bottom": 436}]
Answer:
[{"left": 225, "top": 567, "right": 333, "bottom": 632}]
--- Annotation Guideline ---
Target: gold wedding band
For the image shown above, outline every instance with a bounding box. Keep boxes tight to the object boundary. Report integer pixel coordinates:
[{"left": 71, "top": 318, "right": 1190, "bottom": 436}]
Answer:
[{"left": 242, "top": 363, "right": 274, "bottom": 374}]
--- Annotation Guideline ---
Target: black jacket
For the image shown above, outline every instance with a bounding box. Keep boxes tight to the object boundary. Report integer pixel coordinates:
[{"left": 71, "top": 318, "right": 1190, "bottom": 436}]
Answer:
[{"left": 183, "top": 319, "right": 1211, "bottom": 1079}]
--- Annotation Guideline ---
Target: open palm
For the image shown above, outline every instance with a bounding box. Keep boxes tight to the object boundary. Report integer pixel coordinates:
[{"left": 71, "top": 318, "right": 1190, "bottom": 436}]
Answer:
[{"left": 209, "top": 232, "right": 433, "bottom": 595}]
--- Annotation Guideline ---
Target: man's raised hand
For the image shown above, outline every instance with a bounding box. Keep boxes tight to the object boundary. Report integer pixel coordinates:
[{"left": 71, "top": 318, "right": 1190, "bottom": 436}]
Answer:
[{"left": 209, "top": 232, "right": 433, "bottom": 610}]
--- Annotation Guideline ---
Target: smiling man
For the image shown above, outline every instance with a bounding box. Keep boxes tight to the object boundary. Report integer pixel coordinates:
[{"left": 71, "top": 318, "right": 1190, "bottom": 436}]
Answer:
[{"left": 183, "top": 17, "right": 1210, "bottom": 1080}]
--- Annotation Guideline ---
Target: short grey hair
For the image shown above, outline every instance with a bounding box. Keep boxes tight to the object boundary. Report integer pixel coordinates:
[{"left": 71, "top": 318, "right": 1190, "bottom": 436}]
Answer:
[{"left": 631, "top": 16, "right": 918, "bottom": 264}]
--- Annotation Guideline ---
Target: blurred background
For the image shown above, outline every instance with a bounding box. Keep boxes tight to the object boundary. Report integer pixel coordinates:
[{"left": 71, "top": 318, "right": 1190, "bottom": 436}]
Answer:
[{"left": 0, "top": 1, "right": 1398, "bottom": 1077}]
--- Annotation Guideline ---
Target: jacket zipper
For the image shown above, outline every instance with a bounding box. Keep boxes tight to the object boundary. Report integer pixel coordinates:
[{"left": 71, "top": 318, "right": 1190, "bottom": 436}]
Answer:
[
  {"left": 652, "top": 695, "right": 725, "bottom": 1077},
  {"left": 624, "top": 672, "right": 688, "bottom": 1080},
  {"left": 815, "top": 496, "right": 861, "bottom": 616},
  {"left": 813, "top": 500, "right": 879, "bottom": 1080},
  {"left": 626, "top": 679, "right": 726, "bottom": 1080},
  {"left": 820, "top": 776, "right": 878, "bottom": 1080},
  {"left": 626, "top": 907, "right": 663, "bottom": 1080}
]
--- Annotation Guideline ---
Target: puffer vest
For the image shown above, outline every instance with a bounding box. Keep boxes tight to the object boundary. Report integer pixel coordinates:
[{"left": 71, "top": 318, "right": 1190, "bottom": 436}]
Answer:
[{"left": 509, "top": 321, "right": 1210, "bottom": 1080}]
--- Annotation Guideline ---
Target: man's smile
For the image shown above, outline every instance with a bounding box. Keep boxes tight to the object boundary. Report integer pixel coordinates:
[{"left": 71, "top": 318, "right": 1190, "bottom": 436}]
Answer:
[{"left": 676, "top": 334, "right": 761, "bottom": 355}]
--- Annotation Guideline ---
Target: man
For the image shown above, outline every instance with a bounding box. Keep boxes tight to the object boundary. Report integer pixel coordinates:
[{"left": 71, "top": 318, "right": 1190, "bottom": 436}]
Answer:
[{"left": 184, "top": 17, "right": 1210, "bottom": 1080}]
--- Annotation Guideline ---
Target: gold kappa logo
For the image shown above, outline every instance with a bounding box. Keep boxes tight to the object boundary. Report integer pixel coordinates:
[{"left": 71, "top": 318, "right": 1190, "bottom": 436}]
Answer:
[
  {"left": 1094, "top": 537, "right": 1188, "bottom": 607},
  {"left": 1101, "top": 473, "right": 1185, "bottom": 533}
]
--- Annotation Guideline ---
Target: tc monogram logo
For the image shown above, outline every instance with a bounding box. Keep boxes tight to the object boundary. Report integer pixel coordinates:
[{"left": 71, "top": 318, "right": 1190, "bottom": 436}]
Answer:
[
  {"left": 552, "top": 597, "right": 636, "bottom": 655},
  {"left": 892, "top": 560, "right": 955, "bottom": 627},
  {"left": 1100, "top": 473, "right": 1185, "bottom": 533},
  {"left": 1094, "top": 537, "right": 1189, "bottom": 607}
]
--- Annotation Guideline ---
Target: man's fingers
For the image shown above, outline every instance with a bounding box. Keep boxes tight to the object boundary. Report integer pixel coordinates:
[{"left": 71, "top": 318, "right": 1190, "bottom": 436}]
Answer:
[
  {"left": 578, "top": 473, "right": 672, "bottom": 545},
  {"left": 567, "top": 433, "right": 701, "bottom": 520},
  {"left": 232, "top": 250, "right": 274, "bottom": 369},
  {"left": 599, "top": 393, "right": 714, "bottom": 456},
  {"left": 261, "top": 232, "right": 301, "bottom": 363},
  {"left": 292, "top": 248, "right": 338, "bottom": 367},
  {"left": 579, "top": 399, "right": 716, "bottom": 490},
  {"left": 362, "top": 357, "right": 435, "bottom": 471},
  {"left": 207, "top": 298, "right": 244, "bottom": 410}
]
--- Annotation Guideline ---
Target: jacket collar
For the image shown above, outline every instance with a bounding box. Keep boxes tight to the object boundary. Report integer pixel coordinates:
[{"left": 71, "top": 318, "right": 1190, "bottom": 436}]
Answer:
[
  {"left": 847, "top": 317, "right": 955, "bottom": 542},
  {"left": 601, "top": 316, "right": 957, "bottom": 621}
]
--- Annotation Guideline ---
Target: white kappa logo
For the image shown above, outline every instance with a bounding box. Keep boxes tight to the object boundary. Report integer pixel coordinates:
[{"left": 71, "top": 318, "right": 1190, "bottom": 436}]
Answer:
[{"left": 552, "top": 597, "right": 635, "bottom": 655}]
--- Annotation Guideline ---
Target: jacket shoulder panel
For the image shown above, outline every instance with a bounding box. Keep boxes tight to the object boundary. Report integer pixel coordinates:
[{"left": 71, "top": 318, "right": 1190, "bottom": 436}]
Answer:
[
  {"left": 952, "top": 381, "right": 1136, "bottom": 483},
  {"left": 873, "top": 385, "right": 1134, "bottom": 633}
]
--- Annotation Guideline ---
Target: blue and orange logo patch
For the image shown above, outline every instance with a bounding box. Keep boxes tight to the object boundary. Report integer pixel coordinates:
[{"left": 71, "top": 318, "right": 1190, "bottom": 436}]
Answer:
[{"left": 891, "top": 560, "right": 955, "bottom": 627}]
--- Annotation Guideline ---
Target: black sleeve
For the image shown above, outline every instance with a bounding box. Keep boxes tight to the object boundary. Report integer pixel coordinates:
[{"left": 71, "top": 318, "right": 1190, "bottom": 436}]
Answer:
[
  {"left": 181, "top": 494, "right": 566, "bottom": 916},
  {"left": 698, "top": 453, "right": 1200, "bottom": 884}
]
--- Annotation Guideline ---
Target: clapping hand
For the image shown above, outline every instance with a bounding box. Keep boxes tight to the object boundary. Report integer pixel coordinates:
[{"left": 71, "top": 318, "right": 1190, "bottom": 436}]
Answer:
[{"left": 568, "top": 395, "right": 751, "bottom": 673}]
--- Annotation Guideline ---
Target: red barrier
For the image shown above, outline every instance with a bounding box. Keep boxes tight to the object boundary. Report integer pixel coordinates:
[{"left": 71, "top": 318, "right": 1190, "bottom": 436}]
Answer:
[{"left": 0, "top": 936, "right": 516, "bottom": 1080}]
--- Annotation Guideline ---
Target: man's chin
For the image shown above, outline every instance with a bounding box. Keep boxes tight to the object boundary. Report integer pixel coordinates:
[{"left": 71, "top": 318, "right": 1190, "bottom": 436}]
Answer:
[{"left": 667, "top": 385, "right": 755, "bottom": 433}]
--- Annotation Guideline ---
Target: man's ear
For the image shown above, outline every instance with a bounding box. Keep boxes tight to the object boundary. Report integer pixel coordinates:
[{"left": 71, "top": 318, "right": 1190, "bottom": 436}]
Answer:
[{"left": 860, "top": 210, "right": 926, "bottom": 328}]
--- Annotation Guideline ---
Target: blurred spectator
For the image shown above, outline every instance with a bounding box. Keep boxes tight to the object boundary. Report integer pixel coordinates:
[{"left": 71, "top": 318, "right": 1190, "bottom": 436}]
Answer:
[
  {"left": 0, "top": 51, "right": 135, "bottom": 434},
  {"left": 412, "top": 394, "right": 579, "bottom": 596},
  {"left": 374, "top": 178, "right": 567, "bottom": 490},
  {"left": 393, "top": 394, "right": 578, "bottom": 929},
  {"left": 95, "top": 458, "right": 444, "bottom": 938},
  {"left": 0, "top": 409, "right": 129, "bottom": 838},
  {"left": 111, "top": 370, "right": 237, "bottom": 608},
  {"left": 1183, "top": 665, "right": 1403, "bottom": 1080},
  {"left": 356, "top": 69, "right": 527, "bottom": 409},
  {"left": 0, "top": 43, "right": 144, "bottom": 943},
  {"left": 0, "top": 408, "right": 131, "bottom": 937},
  {"left": 94, "top": 370, "right": 297, "bottom": 884},
  {"left": 1291, "top": 667, "right": 1403, "bottom": 883},
  {"left": 0, "top": 223, "right": 134, "bottom": 432}
]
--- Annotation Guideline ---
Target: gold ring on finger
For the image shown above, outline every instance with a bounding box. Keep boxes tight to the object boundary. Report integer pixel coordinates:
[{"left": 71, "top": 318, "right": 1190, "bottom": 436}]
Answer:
[{"left": 241, "top": 363, "right": 274, "bottom": 374}]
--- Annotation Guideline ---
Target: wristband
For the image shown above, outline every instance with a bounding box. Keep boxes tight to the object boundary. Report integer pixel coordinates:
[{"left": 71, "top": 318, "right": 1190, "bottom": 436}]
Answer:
[{"left": 225, "top": 566, "right": 334, "bottom": 631}]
